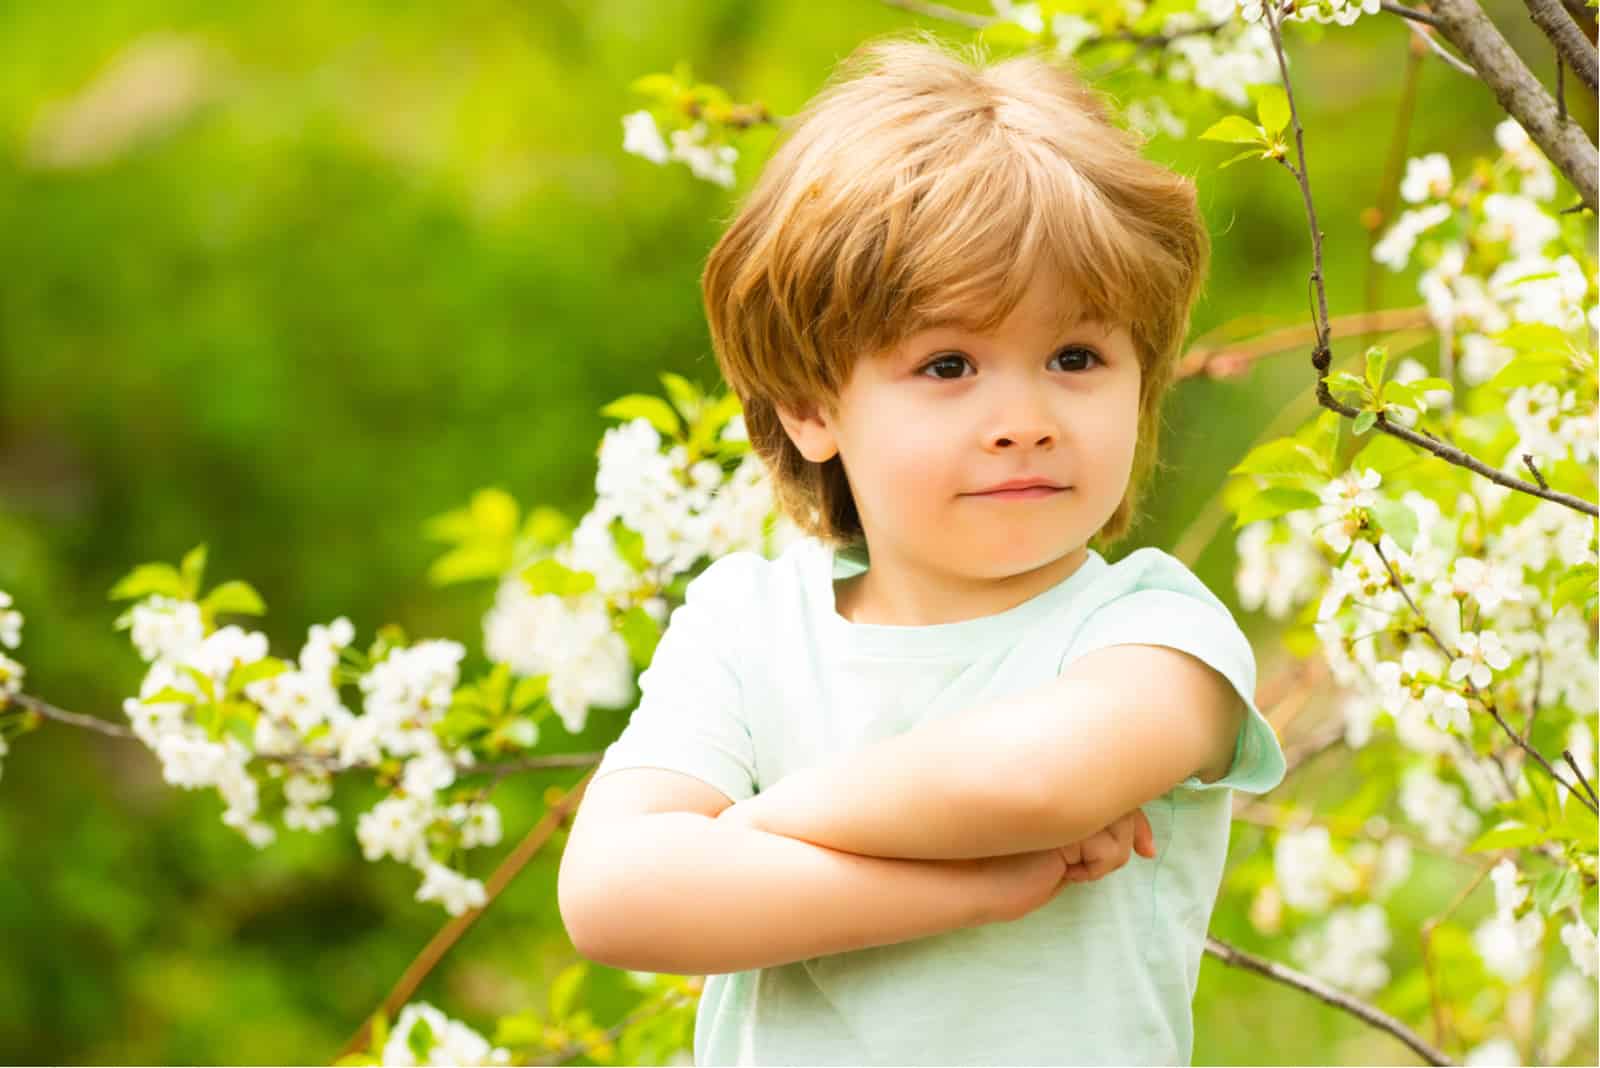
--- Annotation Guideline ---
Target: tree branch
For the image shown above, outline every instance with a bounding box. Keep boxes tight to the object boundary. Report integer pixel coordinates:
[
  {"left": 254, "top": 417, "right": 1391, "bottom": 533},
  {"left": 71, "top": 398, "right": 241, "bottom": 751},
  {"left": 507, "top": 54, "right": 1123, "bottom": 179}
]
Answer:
[
  {"left": 1204, "top": 935, "right": 1454, "bottom": 1065},
  {"left": 1368, "top": 539, "right": 1599, "bottom": 815},
  {"left": 1383, "top": 1, "right": 1446, "bottom": 28},
  {"left": 1256, "top": 4, "right": 1599, "bottom": 521},
  {"left": 1523, "top": 0, "right": 1599, "bottom": 94},
  {"left": 336, "top": 769, "right": 596, "bottom": 1061},
  {"left": 1427, "top": 0, "right": 1599, "bottom": 212}
]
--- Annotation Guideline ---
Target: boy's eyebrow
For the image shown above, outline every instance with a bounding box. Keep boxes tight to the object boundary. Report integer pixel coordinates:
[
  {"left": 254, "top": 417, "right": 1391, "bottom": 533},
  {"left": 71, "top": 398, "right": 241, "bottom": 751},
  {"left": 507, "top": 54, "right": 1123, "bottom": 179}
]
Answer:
[{"left": 905, "top": 316, "right": 1117, "bottom": 340}]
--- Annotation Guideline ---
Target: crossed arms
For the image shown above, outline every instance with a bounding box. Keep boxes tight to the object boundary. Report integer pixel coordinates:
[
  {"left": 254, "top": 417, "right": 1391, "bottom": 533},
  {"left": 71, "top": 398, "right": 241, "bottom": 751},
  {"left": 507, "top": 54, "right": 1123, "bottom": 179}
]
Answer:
[{"left": 718, "top": 641, "right": 1247, "bottom": 859}]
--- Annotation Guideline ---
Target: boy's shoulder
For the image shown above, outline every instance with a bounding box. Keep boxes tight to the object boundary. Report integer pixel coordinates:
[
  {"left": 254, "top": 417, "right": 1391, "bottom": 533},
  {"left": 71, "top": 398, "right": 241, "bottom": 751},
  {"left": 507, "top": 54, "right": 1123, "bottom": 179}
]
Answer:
[{"left": 1084, "top": 545, "right": 1226, "bottom": 609}]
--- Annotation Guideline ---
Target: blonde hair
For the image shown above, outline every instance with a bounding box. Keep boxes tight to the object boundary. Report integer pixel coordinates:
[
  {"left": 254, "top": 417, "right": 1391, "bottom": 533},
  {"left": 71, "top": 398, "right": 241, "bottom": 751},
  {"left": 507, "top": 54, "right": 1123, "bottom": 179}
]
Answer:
[{"left": 702, "top": 30, "right": 1211, "bottom": 553}]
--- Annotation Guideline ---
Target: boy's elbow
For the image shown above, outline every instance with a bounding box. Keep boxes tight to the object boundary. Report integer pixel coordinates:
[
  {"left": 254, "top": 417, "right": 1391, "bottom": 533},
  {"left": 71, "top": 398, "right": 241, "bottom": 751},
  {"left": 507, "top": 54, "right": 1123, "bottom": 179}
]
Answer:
[{"left": 558, "top": 850, "right": 620, "bottom": 965}]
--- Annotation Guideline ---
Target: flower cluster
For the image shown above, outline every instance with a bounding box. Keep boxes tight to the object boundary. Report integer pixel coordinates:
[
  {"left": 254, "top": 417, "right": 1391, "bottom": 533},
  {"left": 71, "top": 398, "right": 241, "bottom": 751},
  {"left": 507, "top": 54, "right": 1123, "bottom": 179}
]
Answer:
[
  {"left": 381, "top": 1001, "right": 511, "bottom": 1067},
  {"left": 482, "top": 416, "right": 779, "bottom": 737},
  {"left": 1230, "top": 113, "right": 1598, "bottom": 1052},
  {"left": 73, "top": 393, "right": 788, "bottom": 919},
  {"left": 621, "top": 111, "right": 738, "bottom": 188}
]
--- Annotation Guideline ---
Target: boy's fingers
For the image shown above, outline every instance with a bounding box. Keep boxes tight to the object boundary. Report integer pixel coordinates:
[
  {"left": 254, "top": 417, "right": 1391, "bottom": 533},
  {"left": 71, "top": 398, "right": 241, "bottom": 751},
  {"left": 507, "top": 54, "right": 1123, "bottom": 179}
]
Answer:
[{"left": 1134, "top": 809, "right": 1156, "bottom": 857}]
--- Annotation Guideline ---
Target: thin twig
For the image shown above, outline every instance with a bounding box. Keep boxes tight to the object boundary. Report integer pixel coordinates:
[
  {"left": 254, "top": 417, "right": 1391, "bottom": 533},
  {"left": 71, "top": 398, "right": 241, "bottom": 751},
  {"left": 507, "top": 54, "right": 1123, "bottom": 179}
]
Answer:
[
  {"left": 1420, "top": 860, "right": 1496, "bottom": 1050},
  {"left": 1205, "top": 935, "right": 1454, "bottom": 1065},
  {"left": 1521, "top": 453, "right": 1549, "bottom": 490},
  {"left": 1369, "top": 539, "right": 1598, "bottom": 815},
  {"left": 1259, "top": 4, "right": 1598, "bottom": 521},
  {"left": 10, "top": 693, "right": 136, "bottom": 739},
  {"left": 336, "top": 768, "right": 597, "bottom": 1061},
  {"left": 1382, "top": 2, "right": 1445, "bottom": 28},
  {"left": 1564, "top": 748, "right": 1600, "bottom": 807},
  {"left": 1398, "top": 19, "right": 1483, "bottom": 79}
]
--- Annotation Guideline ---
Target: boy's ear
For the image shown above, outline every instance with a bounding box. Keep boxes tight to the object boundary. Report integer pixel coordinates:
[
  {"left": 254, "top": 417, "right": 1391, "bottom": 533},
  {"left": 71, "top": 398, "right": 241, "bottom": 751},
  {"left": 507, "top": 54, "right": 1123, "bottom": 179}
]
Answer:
[{"left": 773, "top": 400, "right": 840, "bottom": 464}]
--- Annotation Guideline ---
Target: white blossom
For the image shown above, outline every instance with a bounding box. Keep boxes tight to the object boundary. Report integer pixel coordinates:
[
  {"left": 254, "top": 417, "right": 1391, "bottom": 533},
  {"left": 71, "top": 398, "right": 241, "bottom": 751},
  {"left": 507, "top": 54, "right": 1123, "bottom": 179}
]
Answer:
[
  {"left": 1561, "top": 914, "right": 1598, "bottom": 979},
  {"left": 1545, "top": 968, "right": 1597, "bottom": 1060},
  {"left": 0, "top": 590, "right": 21, "bottom": 650},
  {"left": 1464, "top": 1037, "right": 1521, "bottom": 1066},
  {"left": 1400, "top": 153, "right": 1451, "bottom": 204},
  {"left": 1449, "top": 630, "right": 1512, "bottom": 689},
  {"left": 414, "top": 860, "right": 487, "bottom": 917},
  {"left": 382, "top": 1002, "right": 510, "bottom": 1067},
  {"left": 1473, "top": 908, "right": 1544, "bottom": 983},
  {"left": 621, "top": 109, "right": 670, "bottom": 165},
  {"left": 1373, "top": 202, "right": 1452, "bottom": 272},
  {"left": 1274, "top": 826, "right": 1359, "bottom": 912},
  {"left": 1291, "top": 903, "right": 1391, "bottom": 995}
]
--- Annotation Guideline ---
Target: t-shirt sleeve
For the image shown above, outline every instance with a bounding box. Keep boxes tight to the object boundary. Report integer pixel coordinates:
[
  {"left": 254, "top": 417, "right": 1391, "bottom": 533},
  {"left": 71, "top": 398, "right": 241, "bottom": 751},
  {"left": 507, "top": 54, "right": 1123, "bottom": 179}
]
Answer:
[
  {"left": 589, "top": 555, "right": 759, "bottom": 804},
  {"left": 1062, "top": 584, "right": 1287, "bottom": 796}
]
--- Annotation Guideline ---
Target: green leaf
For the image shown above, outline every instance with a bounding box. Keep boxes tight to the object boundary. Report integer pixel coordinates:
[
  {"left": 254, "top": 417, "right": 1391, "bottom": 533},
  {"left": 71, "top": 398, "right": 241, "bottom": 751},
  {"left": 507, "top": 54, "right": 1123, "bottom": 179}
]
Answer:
[
  {"left": 142, "top": 686, "right": 199, "bottom": 706},
  {"left": 108, "top": 563, "right": 187, "bottom": 602},
  {"left": 427, "top": 544, "right": 509, "bottom": 586},
  {"left": 617, "top": 605, "right": 663, "bottom": 670},
  {"left": 1381, "top": 381, "right": 1421, "bottom": 408},
  {"left": 1554, "top": 800, "right": 1599, "bottom": 849},
  {"left": 1364, "top": 346, "right": 1389, "bottom": 391},
  {"left": 1490, "top": 321, "right": 1575, "bottom": 355},
  {"left": 659, "top": 372, "right": 704, "bottom": 423},
  {"left": 521, "top": 505, "right": 574, "bottom": 550},
  {"left": 1253, "top": 85, "right": 1290, "bottom": 138},
  {"left": 1199, "top": 115, "right": 1264, "bottom": 145},
  {"left": 1486, "top": 352, "right": 1572, "bottom": 393},
  {"left": 1552, "top": 563, "right": 1598, "bottom": 614},
  {"left": 226, "top": 656, "right": 287, "bottom": 698},
  {"left": 1229, "top": 437, "right": 1327, "bottom": 480},
  {"left": 201, "top": 580, "right": 266, "bottom": 618},
  {"left": 1323, "top": 371, "right": 1369, "bottom": 398},
  {"left": 180, "top": 665, "right": 217, "bottom": 703},
  {"left": 629, "top": 72, "right": 679, "bottom": 98},
  {"left": 1352, "top": 409, "right": 1378, "bottom": 436},
  {"left": 600, "top": 394, "right": 682, "bottom": 438},
  {"left": 549, "top": 961, "right": 588, "bottom": 1021},
  {"left": 1369, "top": 496, "right": 1419, "bottom": 552},
  {"left": 1468, "top": 820, "right": 1549, "bottom": 851},
  {"left": 610, "top": 519, "right": 650, "bottom": 574},
  {"left": 1351, "top": 430, "right": 1421, "bottom": 476},
  {"left": 689, "top": 391, "right": 746, "bottom": 457},
  {"left": 179, "top": 545, "right": 208, "bottom": 599},
  {"left": 1216, "top": 148, "right": 1264, "bottom": 169},
  {"left": 521, "top": 558, "right": 597, "bottom": 598},
  {"left": 368, "top": 1011, "right": 390, "bottom": 1056},
  {"left": 492, "top": 1010, "right": 545, "bottom": 1048},
  {"left": 1534, "top": 868, "right": 1581, "bottom": 916},
  {"left": 510, "top": 674, "right": 549, "bottom": 714},
  {"left": 407, "top": 1014, "right": 435, "bottom": 1061},
  {"left": 1233, "top": 488, "right": 1321, "bottom": 528}
]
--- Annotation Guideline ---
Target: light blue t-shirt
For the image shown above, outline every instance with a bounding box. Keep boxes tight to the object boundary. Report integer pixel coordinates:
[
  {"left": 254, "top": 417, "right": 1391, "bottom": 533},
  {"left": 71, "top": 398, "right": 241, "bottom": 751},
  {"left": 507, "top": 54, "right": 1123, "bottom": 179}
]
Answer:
[{"left": 590, "top": 534, "right": 1287, "bottom": 1066}]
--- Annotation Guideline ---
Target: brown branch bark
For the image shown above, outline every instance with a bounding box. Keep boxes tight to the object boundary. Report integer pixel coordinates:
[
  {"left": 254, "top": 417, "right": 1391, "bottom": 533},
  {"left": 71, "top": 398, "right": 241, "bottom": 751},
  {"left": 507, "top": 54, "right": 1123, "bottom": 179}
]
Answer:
[
  {"left": 1205, "top": 935, "right": 1454, "bottom": 1065},
  {"left": 1426, "top": 0, "right": 1599, "bottom": 212},
  {"left": 1523, "top": 0, "right": 1600, "bottom": 94},
  {"left": 335, "top": 768, "right": 597, "bottom": 1061}
]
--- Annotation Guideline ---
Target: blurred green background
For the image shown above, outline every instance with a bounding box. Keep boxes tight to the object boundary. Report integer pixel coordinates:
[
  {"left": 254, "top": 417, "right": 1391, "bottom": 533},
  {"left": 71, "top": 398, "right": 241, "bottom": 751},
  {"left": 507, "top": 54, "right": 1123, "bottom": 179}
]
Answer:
[{"left": 1, "top": 1, "right": 1593, "bottom": 1063}]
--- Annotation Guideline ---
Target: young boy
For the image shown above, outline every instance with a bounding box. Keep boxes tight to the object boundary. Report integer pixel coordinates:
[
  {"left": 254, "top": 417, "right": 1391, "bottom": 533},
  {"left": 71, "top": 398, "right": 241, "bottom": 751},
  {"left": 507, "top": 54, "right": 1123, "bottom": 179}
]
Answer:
[{"left": 559, "top": 30, "right": 1287, "bottom": 1066}]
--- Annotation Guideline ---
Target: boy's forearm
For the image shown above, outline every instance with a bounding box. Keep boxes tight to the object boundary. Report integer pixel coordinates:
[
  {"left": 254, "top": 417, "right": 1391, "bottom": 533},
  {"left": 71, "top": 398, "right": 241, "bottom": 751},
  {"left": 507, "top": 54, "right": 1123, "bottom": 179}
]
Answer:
[
  {"left": 727, "top": 686, "right": 1086, "bottom": 860},
  {"left": 562, "top": 812, "right": 999, "bottom": 975}
]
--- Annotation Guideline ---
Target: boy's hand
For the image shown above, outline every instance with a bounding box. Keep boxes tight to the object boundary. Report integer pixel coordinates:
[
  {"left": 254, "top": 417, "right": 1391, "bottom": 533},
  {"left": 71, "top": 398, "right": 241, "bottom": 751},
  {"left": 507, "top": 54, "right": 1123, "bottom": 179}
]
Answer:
[{"left": 1059, "top": 807, "right": 1156, "bottom": 883}]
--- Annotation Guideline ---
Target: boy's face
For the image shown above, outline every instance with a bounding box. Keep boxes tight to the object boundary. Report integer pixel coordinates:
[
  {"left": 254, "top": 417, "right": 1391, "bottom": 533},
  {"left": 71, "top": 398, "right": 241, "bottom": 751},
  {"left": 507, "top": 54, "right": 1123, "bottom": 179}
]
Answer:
[{"left": 776, "top": 267, "right": 1142, "bottom": 622}]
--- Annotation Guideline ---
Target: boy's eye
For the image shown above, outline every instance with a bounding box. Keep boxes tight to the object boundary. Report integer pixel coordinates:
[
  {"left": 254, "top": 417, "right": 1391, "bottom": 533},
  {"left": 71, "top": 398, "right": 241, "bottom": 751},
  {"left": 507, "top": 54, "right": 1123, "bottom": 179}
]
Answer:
[{"left": 916, "top": 346, "right": 1103, "bottom": 380}]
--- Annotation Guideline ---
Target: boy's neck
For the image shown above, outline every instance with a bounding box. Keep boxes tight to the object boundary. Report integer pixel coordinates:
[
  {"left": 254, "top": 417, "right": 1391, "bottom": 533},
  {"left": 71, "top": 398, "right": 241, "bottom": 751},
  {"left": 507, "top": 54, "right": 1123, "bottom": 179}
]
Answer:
[{"left": 831, "top": 544, "right": 1091, "bottom": 627}]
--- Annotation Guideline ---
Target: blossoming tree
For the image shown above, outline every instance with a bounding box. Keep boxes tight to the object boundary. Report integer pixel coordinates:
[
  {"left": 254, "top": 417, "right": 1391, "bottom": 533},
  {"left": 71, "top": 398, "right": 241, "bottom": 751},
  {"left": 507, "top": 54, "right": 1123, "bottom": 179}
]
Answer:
[{"left": 1, "top": 1, "right": 1595, "bottom": 1065}]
